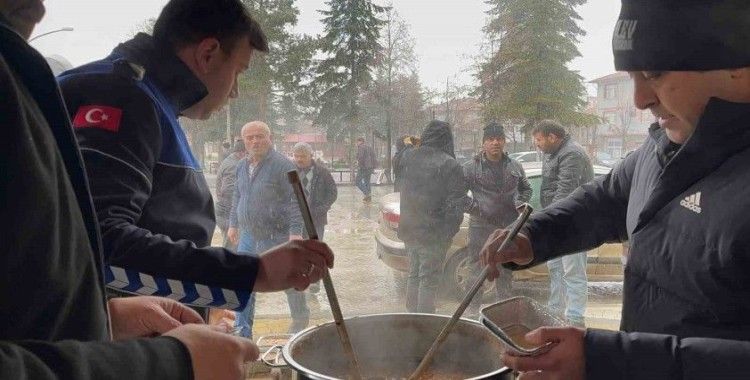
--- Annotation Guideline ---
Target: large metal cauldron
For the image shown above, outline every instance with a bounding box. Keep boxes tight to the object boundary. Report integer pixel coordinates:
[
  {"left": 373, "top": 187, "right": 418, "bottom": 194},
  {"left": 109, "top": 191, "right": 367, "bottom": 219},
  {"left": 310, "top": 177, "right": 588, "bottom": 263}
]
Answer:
[{"left": 262, "top": 313, "right": 513, "bottom": 379}]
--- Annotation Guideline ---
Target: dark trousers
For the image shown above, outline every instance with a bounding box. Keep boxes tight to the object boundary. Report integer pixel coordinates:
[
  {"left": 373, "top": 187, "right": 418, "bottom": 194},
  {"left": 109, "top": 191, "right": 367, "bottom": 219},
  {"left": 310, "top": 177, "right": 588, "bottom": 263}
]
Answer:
[
  {"left": 355, "top": 168, "right": 373, "bottom": 196},
  {"left": 467, "top": 222, "right": 512, "bottom": 313},
  {"left": 405, "top": 240, "right": 450, "bottom": 314},
  {"left": 305, "top": 228, "right": 325, "bottom": 294}
]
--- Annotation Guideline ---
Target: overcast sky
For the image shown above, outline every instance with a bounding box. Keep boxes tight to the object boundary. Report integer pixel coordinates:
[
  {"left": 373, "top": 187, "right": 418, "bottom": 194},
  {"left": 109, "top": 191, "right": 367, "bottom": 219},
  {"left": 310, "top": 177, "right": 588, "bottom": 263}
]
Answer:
[{"left": 34, "top": 0, "right": 620, "bottom": 94}]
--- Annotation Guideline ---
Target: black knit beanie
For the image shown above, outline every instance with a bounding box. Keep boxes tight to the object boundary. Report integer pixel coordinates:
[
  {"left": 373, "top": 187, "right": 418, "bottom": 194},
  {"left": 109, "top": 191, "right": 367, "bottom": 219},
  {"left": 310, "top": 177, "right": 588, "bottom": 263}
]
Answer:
[
  {"left": 483, "top": 122, "right": 505, "bottom": 141},
  {"left": 614, "top": 0, "right": 750, "bottom": 71}
]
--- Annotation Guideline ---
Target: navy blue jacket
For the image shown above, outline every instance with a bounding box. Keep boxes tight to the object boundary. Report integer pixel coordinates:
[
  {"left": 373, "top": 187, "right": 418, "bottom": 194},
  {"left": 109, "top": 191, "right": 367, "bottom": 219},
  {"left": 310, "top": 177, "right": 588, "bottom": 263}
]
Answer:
[
  {"left": 0, "top": 20, "right": 190, "bottom": 379},
  {"left": 58, "top": 34, "right": 256, "bottom": 311},
  {"left": 230, "top": 149, "right": 303, "bottom": 240},
  {"left": 513, "top": 99, "right": 750, "bottom": 379}
]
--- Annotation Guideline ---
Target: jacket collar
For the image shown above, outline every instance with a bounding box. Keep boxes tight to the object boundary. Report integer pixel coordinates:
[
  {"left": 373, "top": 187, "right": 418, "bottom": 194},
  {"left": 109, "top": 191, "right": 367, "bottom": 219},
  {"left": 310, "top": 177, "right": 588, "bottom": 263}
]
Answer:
[
  {"left": 251, "top": 148, "right": 278, "bottom": 166},
  {"left": 477, "top": 151, "right": 509, "bottom": 164},
  {"left": 549, "top": 135, "right": 571, "bottom": 157},
  {"left": 0, "top": 15, "right": 24, "bottom": 40},
  {"left": 636, "top": 97, "right": 750, "bottom": 230},
  {"left": 111, "top": 33, "right": 207, "bottom": 113}
]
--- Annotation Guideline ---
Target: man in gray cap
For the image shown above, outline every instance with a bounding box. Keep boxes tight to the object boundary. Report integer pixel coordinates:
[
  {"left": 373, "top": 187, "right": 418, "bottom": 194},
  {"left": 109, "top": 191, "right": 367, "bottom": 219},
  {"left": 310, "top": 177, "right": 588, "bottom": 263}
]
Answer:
[
  {"left": 463, "top": 122, "right": 531, "bottom": 316},
  {"left": 483, "top": 1, "right": 750, "bottom": 378}
]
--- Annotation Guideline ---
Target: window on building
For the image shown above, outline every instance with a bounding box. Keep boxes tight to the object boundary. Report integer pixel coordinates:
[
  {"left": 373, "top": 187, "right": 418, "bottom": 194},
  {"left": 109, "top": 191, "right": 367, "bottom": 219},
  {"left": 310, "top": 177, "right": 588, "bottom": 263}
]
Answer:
[
  {"left": 607, "top": 138, "right": 623, "bottom": 157},
  {"left": 603, "top": 111, "right": 617, "bottom": 125},
  {"left": 604, "top": 84, "right": 617, "bottom": 99}
]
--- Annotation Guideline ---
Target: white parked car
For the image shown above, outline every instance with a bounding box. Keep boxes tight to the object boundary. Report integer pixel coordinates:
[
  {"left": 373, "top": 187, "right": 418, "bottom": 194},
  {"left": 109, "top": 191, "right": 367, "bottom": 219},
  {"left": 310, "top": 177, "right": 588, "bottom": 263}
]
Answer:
[{"left": 508, "top": 151, "right": 542, "bottom": 163}]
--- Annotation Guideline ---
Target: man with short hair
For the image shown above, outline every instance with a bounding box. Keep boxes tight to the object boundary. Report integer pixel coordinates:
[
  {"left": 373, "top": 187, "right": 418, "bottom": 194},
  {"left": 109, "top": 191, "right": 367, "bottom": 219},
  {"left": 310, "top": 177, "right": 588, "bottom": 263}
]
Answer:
[
  {"left": 228, "top": 122, "right": 307, "bottom": 337},
  {"left": 355, "top": 136, "right": 377, "bottom": 202},
  {"left": 399, "top": 120, "right": 467, "bottom": 313},
  {"left": 531, "top": 120, "right": 593, "bottom": 326},
  {"left": 0, "top": 1, "right": 263, "bottom": 378},
  {"left": 292, "top": 142, "right": 338, "bottom": 309},
  {"left": 292, "top": 142, "right": 338, "bottom": 239},
  {"left": 216, "top": 139, "right": 245, "bottom": 250},
  {"left": 58, "top": 0, "right": 332, "bottom": 320},
  {"left": 463, "top": 122, "right": 532, "bottom": 315},
  {"left": 482, "top": 1, "right": 750, "bottom": 378}
]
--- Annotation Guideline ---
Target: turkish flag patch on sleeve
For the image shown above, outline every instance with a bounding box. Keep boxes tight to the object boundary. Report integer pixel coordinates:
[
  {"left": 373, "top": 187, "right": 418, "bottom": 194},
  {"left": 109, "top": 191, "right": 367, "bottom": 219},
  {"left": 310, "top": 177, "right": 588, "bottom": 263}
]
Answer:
[{"left": 72, "top": 105, "right": 123, "bottom": 132}]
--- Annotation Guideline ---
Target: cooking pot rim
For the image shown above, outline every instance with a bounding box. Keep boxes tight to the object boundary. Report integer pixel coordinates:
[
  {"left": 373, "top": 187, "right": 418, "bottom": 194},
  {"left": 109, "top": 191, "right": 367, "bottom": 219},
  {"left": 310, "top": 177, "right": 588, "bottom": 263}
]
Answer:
[{"left": 279, "top": 312, "right": 512, "bottom": 380}]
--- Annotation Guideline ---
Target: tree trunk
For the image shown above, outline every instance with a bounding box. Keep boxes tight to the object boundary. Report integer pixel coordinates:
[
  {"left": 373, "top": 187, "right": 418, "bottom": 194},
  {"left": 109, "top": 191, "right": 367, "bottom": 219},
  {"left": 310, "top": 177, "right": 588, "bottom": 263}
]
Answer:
[{"left": 349, "top": 127, "right": 356, "bottom": 184}]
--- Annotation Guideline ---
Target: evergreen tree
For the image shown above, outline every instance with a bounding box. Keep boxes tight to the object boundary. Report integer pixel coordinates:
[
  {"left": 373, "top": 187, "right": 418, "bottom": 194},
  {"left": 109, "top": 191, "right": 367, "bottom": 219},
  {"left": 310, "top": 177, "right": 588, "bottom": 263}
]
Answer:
[
  {"left": 313, "top": 0, "right": 385, "bottom": 166},
  {"left": 363, "top": 7, "right": 423, "bottom": 181},
  {"left": 232, "top": 0, "right": 316, "bottom": 136},
  {"left": 476, "top": 0, "right": 596, "bottom": 133}
]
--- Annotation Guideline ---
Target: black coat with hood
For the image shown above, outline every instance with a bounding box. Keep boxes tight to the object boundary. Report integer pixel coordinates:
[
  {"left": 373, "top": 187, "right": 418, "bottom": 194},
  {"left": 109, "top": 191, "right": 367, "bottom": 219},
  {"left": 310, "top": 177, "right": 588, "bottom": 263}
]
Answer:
[
  {"left": 397, "top": 121, "right": 467, "bottom": 244},
  {"left": 508, "top": 99, "right": 750, "bottom": 379}
]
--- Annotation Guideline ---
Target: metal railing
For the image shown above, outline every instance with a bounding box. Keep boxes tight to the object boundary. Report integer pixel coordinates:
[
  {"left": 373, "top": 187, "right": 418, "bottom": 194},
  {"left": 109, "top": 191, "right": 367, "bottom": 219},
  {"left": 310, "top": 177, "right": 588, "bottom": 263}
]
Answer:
[{"left": 330, "top": 169, "right": 389, "bottom": 185}]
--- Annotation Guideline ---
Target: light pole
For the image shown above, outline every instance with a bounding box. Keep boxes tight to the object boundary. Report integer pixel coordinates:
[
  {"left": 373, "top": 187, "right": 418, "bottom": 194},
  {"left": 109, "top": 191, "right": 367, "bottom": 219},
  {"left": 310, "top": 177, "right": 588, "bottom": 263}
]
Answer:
[{"left": 29, "top": 27, "right": 74, "bottom": 43}]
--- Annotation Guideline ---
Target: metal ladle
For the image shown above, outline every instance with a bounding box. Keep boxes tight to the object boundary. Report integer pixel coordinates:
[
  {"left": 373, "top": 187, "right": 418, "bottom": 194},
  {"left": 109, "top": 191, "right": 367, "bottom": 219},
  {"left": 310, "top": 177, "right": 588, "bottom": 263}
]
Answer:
[
  {"left": 408, "top": 204, "right": 533, "bottom": 380},
  {"left": 287, "top": 170, "right": 364, "bottom": 380}
]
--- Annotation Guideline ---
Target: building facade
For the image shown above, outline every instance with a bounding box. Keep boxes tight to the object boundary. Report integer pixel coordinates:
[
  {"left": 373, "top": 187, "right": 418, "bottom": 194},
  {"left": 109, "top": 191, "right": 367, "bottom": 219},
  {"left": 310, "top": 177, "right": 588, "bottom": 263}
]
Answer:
[{"left": 589, "top": 72, "right": 653, "bottom": 159}]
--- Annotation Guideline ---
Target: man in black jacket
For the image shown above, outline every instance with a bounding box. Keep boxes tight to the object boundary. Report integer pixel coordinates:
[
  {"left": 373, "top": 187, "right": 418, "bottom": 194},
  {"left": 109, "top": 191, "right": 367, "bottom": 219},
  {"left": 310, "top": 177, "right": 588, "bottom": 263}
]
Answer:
[
  {"left": 483, "top": 1, "right": 750, "bottom": 379},
  {"left": 293, "top": 142, "right": 338, "bottom": 239},
  {"left": 0, "top": 1, "right": 263, "bottom": 378},
  {"left": 398, "top": 120, "right": 467, "bottom": 313},
  {"left": 57, "top": 0, "right": 332, "bottom": 318},
  {"left": 532, "top": 120, "right": 594, "bottom": 326},
  {"left": 292, "top": 142, "right": 338, "bottom": 310},
  {"left": 464, "top": 122, "right": 532, "bottom": 315},
  {"left": 356, "top": 136, "right": 377, "bottom": 202}
]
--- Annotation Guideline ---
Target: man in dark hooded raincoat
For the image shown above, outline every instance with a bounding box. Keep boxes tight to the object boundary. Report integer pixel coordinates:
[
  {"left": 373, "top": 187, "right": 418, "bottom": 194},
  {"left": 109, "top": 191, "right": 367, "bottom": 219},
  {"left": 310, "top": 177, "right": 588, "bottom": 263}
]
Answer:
[{"left": 398, "top": 120, "right": 467, "bottom": 313}]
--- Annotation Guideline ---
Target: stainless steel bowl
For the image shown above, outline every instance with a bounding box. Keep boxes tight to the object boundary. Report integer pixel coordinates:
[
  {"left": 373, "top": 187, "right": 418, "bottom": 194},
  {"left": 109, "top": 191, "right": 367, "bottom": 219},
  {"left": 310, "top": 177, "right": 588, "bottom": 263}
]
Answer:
[
  {"left": 480, "top": 296, "right": 566, "bottom": 356},
  {"left": 262, "top": 313, "right": 513, "bottom": 379}
]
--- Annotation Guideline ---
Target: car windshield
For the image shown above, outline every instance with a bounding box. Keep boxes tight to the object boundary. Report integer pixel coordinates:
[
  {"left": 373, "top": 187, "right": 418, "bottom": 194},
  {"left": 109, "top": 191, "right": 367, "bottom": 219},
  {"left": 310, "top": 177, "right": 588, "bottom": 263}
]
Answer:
[{"left": 36, "top": 0, "right": 631, "bottom": 364}]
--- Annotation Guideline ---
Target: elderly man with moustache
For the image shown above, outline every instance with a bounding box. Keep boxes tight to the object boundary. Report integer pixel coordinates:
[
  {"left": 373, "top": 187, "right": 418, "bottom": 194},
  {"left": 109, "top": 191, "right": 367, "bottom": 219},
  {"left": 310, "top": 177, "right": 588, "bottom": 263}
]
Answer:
[{"left": 228, "top": 122, "right": 308, "bottom": 338}]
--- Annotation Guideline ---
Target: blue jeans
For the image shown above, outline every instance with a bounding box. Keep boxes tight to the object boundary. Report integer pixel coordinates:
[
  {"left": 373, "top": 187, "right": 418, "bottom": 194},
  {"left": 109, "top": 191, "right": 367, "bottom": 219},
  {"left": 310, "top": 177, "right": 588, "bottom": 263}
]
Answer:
[
  {"left": 234, "top": 231, "right": 257, "bottom": 338},
  {"left": 405, "top": 240, "right": 450, "bottom": 314},
  {"left": 355, "top": 168, "right": 373, "bottom": 196},
  {"left": 234, "top": 232, "right": 310, "bottom": 339},
  {"left": 546, "top": 252, "right": 588, "bottom": 326},
  {"left": 306, "top": 229, "right": 324, "bottom": 294}
]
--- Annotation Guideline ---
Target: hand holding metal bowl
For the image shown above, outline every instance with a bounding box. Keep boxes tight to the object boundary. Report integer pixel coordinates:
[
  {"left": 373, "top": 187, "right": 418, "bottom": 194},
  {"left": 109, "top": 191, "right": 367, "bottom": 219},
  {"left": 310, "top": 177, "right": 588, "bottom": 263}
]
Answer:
[{"left": 479, "top": 296, "right": 566, "bottom": 356}]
